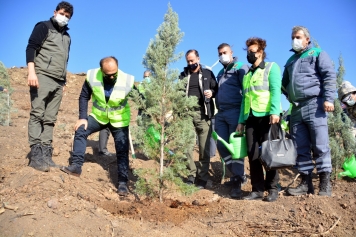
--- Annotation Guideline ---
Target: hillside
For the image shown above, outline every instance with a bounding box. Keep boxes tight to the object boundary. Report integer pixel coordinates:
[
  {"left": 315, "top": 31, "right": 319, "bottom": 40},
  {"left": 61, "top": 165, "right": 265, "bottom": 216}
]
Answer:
[{"left": 0, "top": 67, "right": 355, "bottom": 236}]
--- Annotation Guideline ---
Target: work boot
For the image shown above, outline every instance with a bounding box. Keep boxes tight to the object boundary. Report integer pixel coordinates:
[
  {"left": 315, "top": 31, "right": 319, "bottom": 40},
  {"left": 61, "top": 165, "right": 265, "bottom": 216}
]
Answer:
[
  {"left": 118, "top": 182, "right": 129, "bottom": 196},
  {"left": 287, "top": 173, "right": 312, "bottom": 196},
  {"left": 224, "top": 174, "right": 248, "bottom": 187},
  {"left": 318, "top": 172, "right": 332, "bottom": 196},
  {"left": 230, "top": 180, "right": 242, "bottom": 199},
  {"left": 263, "top": 189, "right": 278, "bottom": 202},
  {"left": 60, "top": 164, "right": 82, "bottom": 177},
  {"left": 42, "top": 145, "right": 58, "bottom": 168},
  {"left": 185, "top": 175, "right": 195, "bottom": 185},
  {"left": 28, "top": 144, "right": 49, "bottom": 172},
  {"left": 243, "top": 191, "right": 264, "bottom": 200}
]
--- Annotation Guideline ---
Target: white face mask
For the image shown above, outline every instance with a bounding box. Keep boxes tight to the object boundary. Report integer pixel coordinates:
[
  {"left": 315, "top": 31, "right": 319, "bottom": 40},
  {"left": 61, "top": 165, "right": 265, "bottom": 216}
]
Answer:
[
  {"left": 291, "top": 38, "right": 304, "bottom": 52},
  {"left": 219, "top": 54, "right": 231, "bottom": 65},
  {"left": 55, "top": 14, "right": 69, "bottom": 27},
  {"left": 346, "top": 100, "right": 356, "bottom": 106}
]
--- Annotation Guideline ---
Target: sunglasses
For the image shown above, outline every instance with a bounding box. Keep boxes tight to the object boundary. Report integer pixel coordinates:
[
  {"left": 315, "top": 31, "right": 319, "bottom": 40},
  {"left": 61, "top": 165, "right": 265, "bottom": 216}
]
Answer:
[{"left": 103, "top": 71, "right": 118, "bottom": 79}]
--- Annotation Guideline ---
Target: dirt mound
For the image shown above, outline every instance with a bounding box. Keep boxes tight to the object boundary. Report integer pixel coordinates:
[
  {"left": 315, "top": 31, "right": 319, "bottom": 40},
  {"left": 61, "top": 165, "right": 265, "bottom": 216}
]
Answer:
[{"left": 0, "top": 67, "right": 356, "bottom": 236}]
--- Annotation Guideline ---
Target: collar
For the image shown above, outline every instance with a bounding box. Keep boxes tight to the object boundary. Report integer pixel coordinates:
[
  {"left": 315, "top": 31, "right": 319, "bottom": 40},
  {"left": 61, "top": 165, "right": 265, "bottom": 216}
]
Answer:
[{"left": 249, "top": 61, "right": 265, "bottom": 73}]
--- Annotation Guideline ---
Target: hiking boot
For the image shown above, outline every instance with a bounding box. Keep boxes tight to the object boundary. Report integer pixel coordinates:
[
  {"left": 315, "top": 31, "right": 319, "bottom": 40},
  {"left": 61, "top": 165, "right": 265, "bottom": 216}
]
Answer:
[
  {"left": 60, "top": 164, "right": 82, "bottom": 177},
  {"left": 287, "top": 173, "right": 313, "bottom": 196},
  {"left": 42, "top": 145, "right": 58, "bottom": 168},
  {"left": 263, "top": 189, "right": 278, "bottom": 202},
  {"left": 195, "top": 179, "right": 207, "bottom": 189},
  {"left": 185, "top": 175, "right": 195, "bottom": 185},
  {"left": 230, "top": 180, "right": 242, "bottom": 199},
  {"left": 243, "top": 191, "right": 264, "bottom": 200},
  {"left": 318, "top": 172, "right": 332, "bottom": 196},
  {"left": 118, "top": 182, "right": 129, "bottom": 196},
  {"left": 28, "top": 144, "right": 49, "bottom": 172}
]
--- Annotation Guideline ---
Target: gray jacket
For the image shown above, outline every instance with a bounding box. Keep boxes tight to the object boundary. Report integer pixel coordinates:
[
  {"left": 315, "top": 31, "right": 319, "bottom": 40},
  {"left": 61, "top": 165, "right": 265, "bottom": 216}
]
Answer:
[{"left": 282, "top": 44, "right": 336, "bottom": 104}]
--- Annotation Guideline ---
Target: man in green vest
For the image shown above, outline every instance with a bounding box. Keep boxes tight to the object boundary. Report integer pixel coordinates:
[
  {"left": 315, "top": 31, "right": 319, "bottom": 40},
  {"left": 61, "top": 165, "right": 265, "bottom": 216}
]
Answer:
[{"left": 61, "top": 56, "right": 134, "bottom": 196}]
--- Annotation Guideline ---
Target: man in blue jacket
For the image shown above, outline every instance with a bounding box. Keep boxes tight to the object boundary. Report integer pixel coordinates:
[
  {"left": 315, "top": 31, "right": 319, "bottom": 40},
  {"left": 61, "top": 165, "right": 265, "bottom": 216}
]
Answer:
[
  {"left": 215, "top": 43, "right": 249, "bottom": 199},
  {"left": 282, "top": 26, "right": 336, "bottom": 197}
]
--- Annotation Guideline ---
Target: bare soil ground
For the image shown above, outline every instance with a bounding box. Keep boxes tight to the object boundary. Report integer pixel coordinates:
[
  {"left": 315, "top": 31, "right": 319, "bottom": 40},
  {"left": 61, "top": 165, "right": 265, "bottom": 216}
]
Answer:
[{"left": 0, "top": 67, "right": 355, "bottom": 237}]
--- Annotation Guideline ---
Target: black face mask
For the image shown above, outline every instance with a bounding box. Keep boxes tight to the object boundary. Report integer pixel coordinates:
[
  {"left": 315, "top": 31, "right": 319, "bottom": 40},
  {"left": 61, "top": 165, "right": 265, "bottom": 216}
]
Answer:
[
  {"left": 103, "top": 76, "right": 117, "bottom": 85},
  {"left": 247, "top": 51, "right": 258, "bottom": 64},
  {"left": 188, "top": 63, "right": 198, "bottom": 71}
]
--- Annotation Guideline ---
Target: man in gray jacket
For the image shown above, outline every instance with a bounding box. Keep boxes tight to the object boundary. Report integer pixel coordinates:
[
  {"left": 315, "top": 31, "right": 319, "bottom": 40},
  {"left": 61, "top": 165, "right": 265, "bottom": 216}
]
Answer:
[
  {"left": 26, "top": 1, "right": 74, "bottom": 172},
  {"left": 282, "top": 26, "right": 336, "bottom": 197}
]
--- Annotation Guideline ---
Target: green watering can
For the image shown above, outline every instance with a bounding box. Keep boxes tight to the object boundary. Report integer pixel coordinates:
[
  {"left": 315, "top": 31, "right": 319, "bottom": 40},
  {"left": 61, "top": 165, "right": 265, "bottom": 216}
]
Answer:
[
  {"left": 212, "top": 131, "right": 247, "bottom": 159},
  {"left": 338, "top": 155, "right": 356, "bottom": 178}
]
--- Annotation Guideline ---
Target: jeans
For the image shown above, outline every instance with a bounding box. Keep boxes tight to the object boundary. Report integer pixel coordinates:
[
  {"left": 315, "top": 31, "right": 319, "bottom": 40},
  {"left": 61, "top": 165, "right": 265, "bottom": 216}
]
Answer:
[{"left": 71, "top": 116, "right": 129, "bottom": 182}]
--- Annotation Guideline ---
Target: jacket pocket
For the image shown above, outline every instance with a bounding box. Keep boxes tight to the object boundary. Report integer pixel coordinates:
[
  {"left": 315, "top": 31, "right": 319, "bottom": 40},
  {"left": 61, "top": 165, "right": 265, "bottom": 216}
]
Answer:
[{"left": 299, "top": 57, "right": 315, "bottom": 73}]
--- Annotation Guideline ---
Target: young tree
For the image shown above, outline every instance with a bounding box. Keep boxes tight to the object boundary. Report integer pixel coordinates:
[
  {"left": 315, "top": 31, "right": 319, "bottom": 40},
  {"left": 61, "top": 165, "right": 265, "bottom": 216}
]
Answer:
[
  {"left": 328, "top": 55, "right": 356, "bottom": 177},
  {"left": 0, "top": 61, "right": 12, "bottom": 126},
  {"left": 131, "top": 4, "right": 198, "bottom": 202}
]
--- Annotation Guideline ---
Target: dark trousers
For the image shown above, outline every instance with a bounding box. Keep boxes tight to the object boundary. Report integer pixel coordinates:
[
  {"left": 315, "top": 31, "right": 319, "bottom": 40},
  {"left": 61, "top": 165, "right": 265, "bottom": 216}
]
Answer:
[
  {"left": 71, "top": 116, "right": 129, "bottom": 182},
  {"left": 245, "top": 115, "right": 279, "bottom": 192},
  {"left": 99, "top": 127, "right": 110, "bottom": 153}
]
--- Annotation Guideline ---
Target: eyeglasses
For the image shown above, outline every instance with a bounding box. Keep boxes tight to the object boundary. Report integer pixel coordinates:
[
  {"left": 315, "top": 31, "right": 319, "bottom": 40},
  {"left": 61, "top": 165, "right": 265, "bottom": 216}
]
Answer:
[{"left": 103, "top": 71, "right": 118, "bottom": 79}]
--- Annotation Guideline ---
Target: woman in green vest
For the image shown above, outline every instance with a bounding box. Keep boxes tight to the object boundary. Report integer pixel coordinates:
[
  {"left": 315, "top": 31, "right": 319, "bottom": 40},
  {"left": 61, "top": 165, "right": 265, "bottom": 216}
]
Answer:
[{"left": 237, "top": 37, "right": 282, "bottom": 202}]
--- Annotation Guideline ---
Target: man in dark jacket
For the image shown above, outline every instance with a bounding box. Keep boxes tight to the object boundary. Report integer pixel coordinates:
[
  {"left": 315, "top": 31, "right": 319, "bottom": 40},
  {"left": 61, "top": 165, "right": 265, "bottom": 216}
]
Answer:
[
  {"left": 215, "top": 43, "right": 249, "bottom": 199},
  {"left": 26, "top": 1, "right": 74, "bottom": 172},
  {"left": 282, "top": 26, "right": 336, "bottom": 197},
  {"left": 179, "top": 49, "right": 218, "bottom": 189}
]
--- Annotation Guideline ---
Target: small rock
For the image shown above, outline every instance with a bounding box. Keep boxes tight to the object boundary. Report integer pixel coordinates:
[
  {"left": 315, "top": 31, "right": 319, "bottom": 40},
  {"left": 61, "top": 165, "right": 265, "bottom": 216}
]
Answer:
[
  {"left": 192, "top": 200, "right": 199, "bottom": 206},
  {"left": 340, "top": 203, "right": 347, "bottom": 209},
  {"left": 53, "top": 147, "right": 60, "bottom": 156},
  {"left": 318, "top": 224, "right": 324, "bottom": 233},
  {"left": 47, "top": 199, "right": 58, "bottom": 209}
]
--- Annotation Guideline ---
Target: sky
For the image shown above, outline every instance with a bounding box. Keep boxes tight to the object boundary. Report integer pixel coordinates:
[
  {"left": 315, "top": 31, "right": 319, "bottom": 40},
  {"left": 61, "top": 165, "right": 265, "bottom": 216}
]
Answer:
[{"left": 0, "top": 0, "right": 355, "bottom": 110}]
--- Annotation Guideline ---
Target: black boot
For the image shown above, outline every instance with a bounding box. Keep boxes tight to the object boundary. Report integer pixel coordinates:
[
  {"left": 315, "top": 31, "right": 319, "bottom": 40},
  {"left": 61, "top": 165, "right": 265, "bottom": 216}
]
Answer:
[
  {"left": 287, "top": 173, "right": 313, "bottom": 196},
  {"left": 42, "top": 145, "right": 58, "bottom": 168},
  {"left": 230, "top": 180, "right": 242, "bottom": 199},
  {"left": 185, "top": 175, "right": 195, "bottom": 185},
  {"left": 28, "top": 144, "right": 49, "bottom": 172},
  {"left": 118, "top": 182, "right": 129, "bottom": 196},
  {"left": 60, "top": 164, "right": 82, "bottom": 177},
  {"left": 318, "top": 172, "right": 332, "bottom": 196}
]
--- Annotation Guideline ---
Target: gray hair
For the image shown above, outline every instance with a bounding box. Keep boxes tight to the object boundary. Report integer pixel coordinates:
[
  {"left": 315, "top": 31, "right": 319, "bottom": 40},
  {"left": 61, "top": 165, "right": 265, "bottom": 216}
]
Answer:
[{"left": 292, "top": 26, "right": 310, "bottom": 39}]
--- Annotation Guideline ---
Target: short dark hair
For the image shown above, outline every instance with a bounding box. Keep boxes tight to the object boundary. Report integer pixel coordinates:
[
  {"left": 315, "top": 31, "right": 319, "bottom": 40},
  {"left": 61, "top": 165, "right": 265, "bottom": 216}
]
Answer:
[
  {"left": 185, "top": 49, "right": 199, "bottom": 58},
  {"left": 217, "top": 43, "right": 231, "bottom": 50},
  {"left": 245, "top": 37, "right": 267, "bottom": 60},
  {"left": 56, "top": 1, "right": 74, "bottom": 17},
  {"left": 100, "top": 56, "right": 118, "bottom": 68}
]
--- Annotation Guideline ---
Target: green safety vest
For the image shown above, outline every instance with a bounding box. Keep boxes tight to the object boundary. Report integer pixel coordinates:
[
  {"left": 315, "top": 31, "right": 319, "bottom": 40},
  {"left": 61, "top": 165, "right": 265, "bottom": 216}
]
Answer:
[
  {"left": 86, "top": 68, "right": 134, "bottom": 128},
  {"left": 242, "top": 62, "right": 274, "bottom": 116}
]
